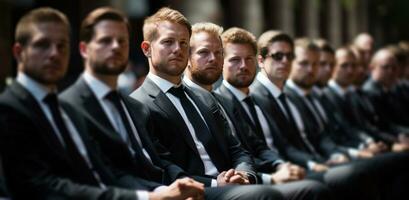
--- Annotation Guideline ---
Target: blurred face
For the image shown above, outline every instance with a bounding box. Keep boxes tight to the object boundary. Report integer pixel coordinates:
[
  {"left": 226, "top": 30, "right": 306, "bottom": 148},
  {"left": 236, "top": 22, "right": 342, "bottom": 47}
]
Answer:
[
  {"left": 258, "top": 41, "right": 293, "bottom": 84},
  {"left": 316, "top": 51, "right": 335, "bottom": 87},
  {"left": 290, "top": 47, "right": 319, "bottom": 89},
  {"left": 15, "top": 22, "right": 69, "bottom": 86},
  {"left": 142, "top": 21, "right": 190, "bottom": 81},
  {"left": 333, "top": 50, "right": 356, "bottom": 87},
  {"left": 223, "top": 43, "right": 257, "bottom": 89},
  {"left": 356, "top": 36, "right": 373, "bottom": 66},
  {"left": 371, "top": 51, "right": 397, "bottom": 88},
  {"left": 82, "top": 20, "right": 129, "bottom": 76},
  {"left": 353, "top": 55, "right": 367, "bottom": 86},
  {"left": 188, "top": 31, "right": 223, "bottom": 85}
]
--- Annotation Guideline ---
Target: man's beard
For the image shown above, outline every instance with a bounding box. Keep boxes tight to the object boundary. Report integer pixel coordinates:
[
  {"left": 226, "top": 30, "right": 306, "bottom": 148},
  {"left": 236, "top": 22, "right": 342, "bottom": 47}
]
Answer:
[
  {"left": 191, "top": 69, "right": 221, "bottom": 85},
  {"left": 93, "top": 61, "right": 128, "bottom": 76}
]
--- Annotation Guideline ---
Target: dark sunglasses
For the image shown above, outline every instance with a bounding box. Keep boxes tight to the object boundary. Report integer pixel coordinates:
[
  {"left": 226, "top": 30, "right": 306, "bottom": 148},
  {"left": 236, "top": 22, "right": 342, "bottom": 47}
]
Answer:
[{"left": 268, "top": 52, "right": 295, "bottom": 61}]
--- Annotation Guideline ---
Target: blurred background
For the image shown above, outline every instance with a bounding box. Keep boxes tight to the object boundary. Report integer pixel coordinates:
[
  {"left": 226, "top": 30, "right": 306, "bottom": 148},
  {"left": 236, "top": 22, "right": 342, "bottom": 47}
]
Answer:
[{"left": 1, "top": 0, "right": 408, "bottom": 91}]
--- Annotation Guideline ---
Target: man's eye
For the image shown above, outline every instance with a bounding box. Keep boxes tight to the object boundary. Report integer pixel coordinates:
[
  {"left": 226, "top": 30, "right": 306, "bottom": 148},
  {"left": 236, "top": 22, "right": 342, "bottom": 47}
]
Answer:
[{"left": 33, "top": 40, "right": 51, "bottom": 49}]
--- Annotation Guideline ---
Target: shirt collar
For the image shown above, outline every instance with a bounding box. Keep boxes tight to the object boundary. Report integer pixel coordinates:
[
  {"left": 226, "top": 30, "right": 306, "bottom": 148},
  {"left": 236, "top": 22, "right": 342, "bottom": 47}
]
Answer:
[
  {"left": 16, "top": 72, "right": 53, "bottom": 103},
  {"left": 286, "top": 79, "right": 308, "bottom": 97},
  {"left": 222, "top": 80, "right": 248, "bottom": 101},
  {"left": 255, "top": 72, "right": 282, "bottom": 98},
  {"left": 183, "top": 76, "right": 209, "bottom": 93},
  {"left": 147, "top": 72, "right": 179, "bottom": 93},
  {"left": 312, "top": 85, "right": 323, "bottom": 96},
  {"left": 328, "top": 80, "right": 347, "bottom": 97},
  {"left": 83, "top": 71, "right": 112, "bottom": 100}
]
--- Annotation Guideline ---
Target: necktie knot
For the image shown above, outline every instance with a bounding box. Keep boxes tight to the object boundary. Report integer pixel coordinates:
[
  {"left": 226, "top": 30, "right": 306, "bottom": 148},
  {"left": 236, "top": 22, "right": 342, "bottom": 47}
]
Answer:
[
  {"left": 278, "top": 93, "right": 286, "bottom": 102},
  {"left": 43, "top": 93, "right": 59, "bottom": 107},
  {"left": 105, "top": 90, "right": 121, "bottom": 102},
  {"left": 243, "top": 96, "right": 255, "bottom": 107},
  {"left": 168, "top": 85, "right": 186, "bottom": 98}
]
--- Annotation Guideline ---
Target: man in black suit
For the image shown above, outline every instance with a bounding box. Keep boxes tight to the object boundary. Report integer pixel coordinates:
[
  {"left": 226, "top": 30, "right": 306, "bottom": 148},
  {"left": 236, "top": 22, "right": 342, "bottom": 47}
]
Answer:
[
  {"left": 297, "top": 41, "right": 409, "bottom": 199},
  {"left": 60, "top": 7, "right": 278, "bottom": 200},
  {"left": 0, "top": 7, "right": 204, "bottom": 200},
  {"left": 130, "top": 7, "right": 284, "bottom": 200},
  {"left": 183, "top": 24, "right": 331, "bottom": 200},
  {"left": 363, "top": 47, "right": 409, "bottom": 140},
  {"left": 249, "top": 31, "right": 384, "bottom": 200}
]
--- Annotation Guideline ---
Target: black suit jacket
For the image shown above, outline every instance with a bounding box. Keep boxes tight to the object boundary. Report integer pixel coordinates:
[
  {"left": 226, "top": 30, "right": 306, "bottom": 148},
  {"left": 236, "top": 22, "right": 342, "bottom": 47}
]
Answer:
[
  {"left": 363, "top": 78, "right": 409, "bottom": 134},
  {"left": 283, "top": 86, "right": 343, "bottom": 158},
  {"left": 322, "top": 86, "right": 369, "bottom": 147},
  {"left": 60, "top": 77, "right": 187, "bottom": 185},
  {"left": 214, "top": 84, "right": 282, "bottom": 173},
  {"left": 0, "top": 81, "right": 149, "bottom": 200},
  {"left": 250, "top": 80, "right": 319, "bottom": 167},
  {"left": 129, "top": 78, "right": 256, "bottom": 186}
]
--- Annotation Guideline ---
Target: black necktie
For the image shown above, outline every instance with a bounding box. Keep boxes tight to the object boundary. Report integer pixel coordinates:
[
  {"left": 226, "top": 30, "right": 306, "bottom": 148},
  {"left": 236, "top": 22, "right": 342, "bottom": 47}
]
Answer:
[
  {"left": 305, "top": 94, "right": 325, "bottom": 130},
  {"left": 105, "top": 91, "right": 152, "bottom": 160},
  {"left": 278, "top": 94, "right": 294, "bottom": 121},
  {"left": 168, "top": 86, "right": 223, "bottom": 167},
  {"left": 243, "top": 96, "right": 263, "bottom": 134},
  {"left": 105, "top": 91, "right": 141, "bottom": 149},
  {"left": 43, "top": 93, "right": 98, "bottom": 184},
  {"left": 278, "top": 93, "right": 320, "bottom": 157}
]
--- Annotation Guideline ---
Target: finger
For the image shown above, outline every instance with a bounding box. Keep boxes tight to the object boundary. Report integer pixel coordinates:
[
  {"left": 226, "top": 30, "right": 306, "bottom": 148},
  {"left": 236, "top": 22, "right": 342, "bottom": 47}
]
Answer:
[
  {"left": 224, "top": 169, "right": 235, "bottom": 179},
  {"left": 228, "top": 175, "right": 246, "bottom": 184}
]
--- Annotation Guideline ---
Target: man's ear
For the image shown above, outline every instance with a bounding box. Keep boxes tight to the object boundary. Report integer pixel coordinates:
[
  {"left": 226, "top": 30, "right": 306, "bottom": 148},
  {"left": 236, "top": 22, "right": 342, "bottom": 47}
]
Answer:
[
  {"left": 141, "top": 41, "right": 151, "bottom": 57},
  {"left": 79, "top": 41, "right": 88, "bottom": 59},
  {"left": 12, "top": 43, "right": 23, "bottom": 62},
  {"left": 257, "top": 55, "right": 265, "bottom": 69}
]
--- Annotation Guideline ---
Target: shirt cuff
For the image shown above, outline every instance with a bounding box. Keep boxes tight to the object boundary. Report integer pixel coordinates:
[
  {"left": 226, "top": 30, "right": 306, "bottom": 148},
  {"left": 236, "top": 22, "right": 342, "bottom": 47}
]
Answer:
[
  {"left": 272, "top": 159, "right": 285, "bottom": 169},
  {"left": 348, "top": 148, "right": 359, "bottom": 158},
  {"left": 261, "top": 173, "right": 272, "bottom": 185},
  {"left": 136, "top": 191, "right": 150, "bottom": 200},
  {"left": 211, "top": 179, "right": 218, "bottom": 187},
  {"left": 307, "top": 160, "right": 317, "bottom": 170},
  {"left": 329, "top": 153, "right": 343, "bottom": 160}
]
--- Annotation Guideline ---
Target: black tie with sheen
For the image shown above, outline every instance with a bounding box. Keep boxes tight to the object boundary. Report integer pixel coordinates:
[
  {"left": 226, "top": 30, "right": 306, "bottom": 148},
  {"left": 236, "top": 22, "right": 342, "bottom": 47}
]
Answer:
[{"left": 168, "top": 86, "right": 223, "bottom": 168}]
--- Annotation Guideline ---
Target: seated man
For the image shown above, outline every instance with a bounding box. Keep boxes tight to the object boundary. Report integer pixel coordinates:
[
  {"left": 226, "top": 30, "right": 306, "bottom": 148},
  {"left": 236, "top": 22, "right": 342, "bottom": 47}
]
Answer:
[
  {"left": 61, "top": 7, "right": 281, "bottom": 200},
  {"left": 0, "top": 7, "right": 203, "bottom": 200}
]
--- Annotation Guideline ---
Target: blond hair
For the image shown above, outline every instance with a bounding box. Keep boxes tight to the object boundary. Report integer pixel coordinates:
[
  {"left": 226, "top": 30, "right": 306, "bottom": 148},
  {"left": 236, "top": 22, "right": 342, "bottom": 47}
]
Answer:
[
  {"left": 294, "top": 37, "right": 319, "bottom": 52},
  {"left": 191, "top": 22, "right": 223, "bottom": 38},
  {"left": 143, "top": 7, "right": 191, "bottom": 41},
  {"left": 221, "top": 27, "right": 257, "bottom": 55}
]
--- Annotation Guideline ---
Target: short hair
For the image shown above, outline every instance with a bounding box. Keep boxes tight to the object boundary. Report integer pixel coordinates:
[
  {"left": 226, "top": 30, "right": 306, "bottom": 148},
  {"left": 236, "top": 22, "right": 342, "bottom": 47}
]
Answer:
[
  {"left": 143, "top": 7, "right": 191, "bottom": 42},
  {"left": 335, "top": 46, "right": 356, "bottom": 60},
  {"left": 191, "top": 22, "right": 223, "bottom": 38},
  {"left": 257, "top": 30, "right": 294, "bottom": 58},
  {"left": 221, "top": 27, "right": 257, "bottom": 55},
  {"left": 314, "top": 38, "right": 335, "bottom": 55},
  {"left": 80, "top": 7, "right": 129, "bottom": 43},
  {"left": 15, "top": 7, "right": 70, "bottom": 47},
  {"left": 294, "top": 37, "right": 320, "bottom": 52},
  {"left": 386, "top": 45, "right": 407, "bottom": 65}
]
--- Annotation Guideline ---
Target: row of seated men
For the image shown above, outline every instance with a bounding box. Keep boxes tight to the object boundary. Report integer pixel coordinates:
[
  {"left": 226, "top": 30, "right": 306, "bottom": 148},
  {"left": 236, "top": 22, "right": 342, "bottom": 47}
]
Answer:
[{"left": 0, "top": 6, "right": 408, "bottom": 200}]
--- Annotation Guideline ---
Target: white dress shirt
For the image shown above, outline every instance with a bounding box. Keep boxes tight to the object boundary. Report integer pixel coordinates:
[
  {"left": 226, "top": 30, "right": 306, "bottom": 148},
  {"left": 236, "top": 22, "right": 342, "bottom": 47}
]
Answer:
[
  {"left": 222, "top": 80, "right": 284, "bottom": 184},
  {"left": 83, "top": 72, "right": 152, "bottom": 162},
  {"left": 148, "top": 73, "right": 219, "bottom": 178},
  {"left": 256, "top": 73, "right": 319, "bottom": 169}
]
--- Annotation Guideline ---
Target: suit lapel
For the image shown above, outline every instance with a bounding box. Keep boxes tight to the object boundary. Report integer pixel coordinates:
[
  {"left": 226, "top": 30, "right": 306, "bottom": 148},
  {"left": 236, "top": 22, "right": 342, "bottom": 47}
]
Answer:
[
  {"left": 75, "top": 79, "right": 116, "bottom": 131},
  {"left": 8, "top": 82, "right": 76, "bottom": 166},
  {"left": 184, "top": 88, "right": 229, "bottom": 161},
  {"left": 144, "top": 79, "right": 199, "bottom": 155}
]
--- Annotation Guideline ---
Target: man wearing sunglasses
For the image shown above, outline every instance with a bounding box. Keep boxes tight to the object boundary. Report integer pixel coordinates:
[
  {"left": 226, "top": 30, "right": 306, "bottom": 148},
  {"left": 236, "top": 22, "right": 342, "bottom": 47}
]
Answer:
[{"left": 250, "top": 31, "right": 382, "bottom": 200}]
